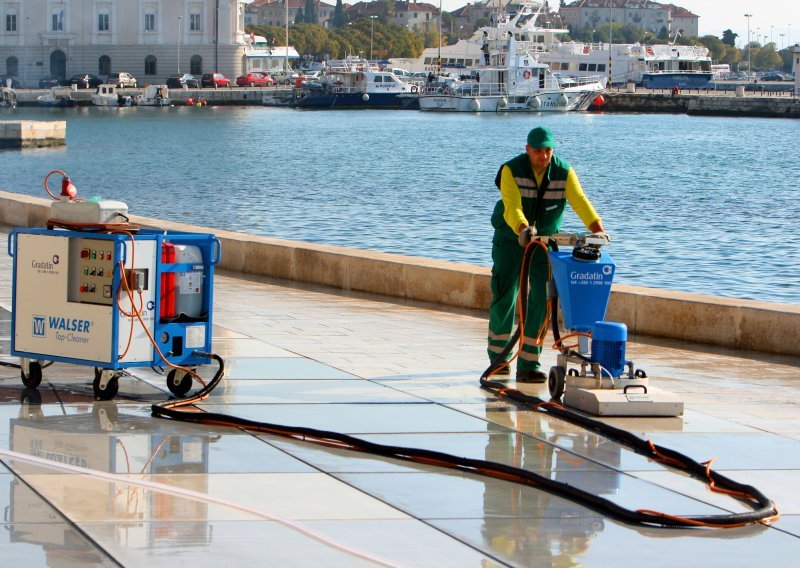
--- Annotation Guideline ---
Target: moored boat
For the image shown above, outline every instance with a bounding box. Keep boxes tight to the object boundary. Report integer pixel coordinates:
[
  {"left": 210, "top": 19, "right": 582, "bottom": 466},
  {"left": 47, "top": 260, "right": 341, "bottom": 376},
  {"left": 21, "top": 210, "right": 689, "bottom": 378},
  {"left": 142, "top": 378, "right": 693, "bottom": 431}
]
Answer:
[
  {"left": 294, "top": 58, "right": 419, "bottom": 109},
  {"left": 91, "top": 84, "right": 133, "bottom": 107},
  {"left": 136, "top": 84, "right": 170, "bottom": 106},
  {"left": 36, "top": 87, "right": 78, "bottom": 107}
]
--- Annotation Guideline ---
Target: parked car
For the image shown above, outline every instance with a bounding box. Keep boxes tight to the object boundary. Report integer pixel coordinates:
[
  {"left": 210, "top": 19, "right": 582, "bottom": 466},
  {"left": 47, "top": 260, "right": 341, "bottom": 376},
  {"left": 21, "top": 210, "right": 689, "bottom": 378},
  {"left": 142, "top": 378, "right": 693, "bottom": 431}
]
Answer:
[
  {"left": 39, "top": 76, "right": 66, "bottom": 89},
  {"left": 105, "top": 72, "right": 138, "bottom": 88},
  {"left": 760, "top": 73, "right": 786, "bottom": 82},
  {"left": 236, "top": 72, "right": 274, "bottom": 87},
  {"left": 166, "top": 74, "right": 201, "bottom": 89},
  {"left": 270, "top": 69, "right": 300, "bottom": 85},
  {"left": 201, "top": 73, "right": 230, "bottom": 88},
  {"left": 69, "top": 73, "right": 103, "bottom": 89},
  {"left": 0, "top": 75, "right": 21, "bottom": 88}
]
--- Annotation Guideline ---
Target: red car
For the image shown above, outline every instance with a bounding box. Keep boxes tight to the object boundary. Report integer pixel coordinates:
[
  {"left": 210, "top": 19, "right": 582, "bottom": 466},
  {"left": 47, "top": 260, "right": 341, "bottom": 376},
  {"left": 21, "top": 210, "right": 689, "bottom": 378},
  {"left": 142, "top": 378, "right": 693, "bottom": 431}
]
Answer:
[
  {"left": 201, "top": 73, "right": 231, "bottom": 88},
  {"left": 236, "top": 72, "right": 275, "bottom": 87}
]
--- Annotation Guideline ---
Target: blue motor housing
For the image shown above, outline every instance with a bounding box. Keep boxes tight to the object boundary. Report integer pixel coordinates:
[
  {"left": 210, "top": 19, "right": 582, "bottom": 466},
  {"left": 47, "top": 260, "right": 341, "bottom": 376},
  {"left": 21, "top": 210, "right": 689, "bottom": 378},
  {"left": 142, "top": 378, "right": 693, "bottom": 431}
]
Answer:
[
  {"left": 550, "top": 249, "right": 615, "bottom": 333},
  {"left": 591, "top": 321, "right": 627, "bottom": 378}
]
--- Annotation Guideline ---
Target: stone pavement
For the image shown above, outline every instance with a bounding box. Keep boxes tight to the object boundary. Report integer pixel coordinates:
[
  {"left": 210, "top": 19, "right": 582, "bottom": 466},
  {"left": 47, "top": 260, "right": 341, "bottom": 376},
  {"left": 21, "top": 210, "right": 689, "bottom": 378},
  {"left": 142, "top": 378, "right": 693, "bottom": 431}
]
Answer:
[{"left": 1, "top": 231, "right": 799, "bottom": 566}]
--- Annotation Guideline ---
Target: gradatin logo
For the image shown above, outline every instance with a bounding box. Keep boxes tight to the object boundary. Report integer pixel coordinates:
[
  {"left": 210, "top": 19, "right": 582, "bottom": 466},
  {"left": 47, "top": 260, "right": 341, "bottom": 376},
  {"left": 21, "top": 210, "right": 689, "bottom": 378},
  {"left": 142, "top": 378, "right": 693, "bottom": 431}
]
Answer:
[{"left": 32, "top": 315, "right": 46, "bottom": 337}]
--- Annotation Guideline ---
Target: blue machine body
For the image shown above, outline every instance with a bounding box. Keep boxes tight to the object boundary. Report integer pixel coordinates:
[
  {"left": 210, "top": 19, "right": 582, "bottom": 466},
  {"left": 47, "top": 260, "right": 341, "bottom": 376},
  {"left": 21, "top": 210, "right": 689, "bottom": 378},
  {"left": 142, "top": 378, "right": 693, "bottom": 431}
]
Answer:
[
  {"left": 8, "top": 228, "right": 220, "bottom": 371},
  {"left": 550, "top": 248, "right": 630, "bottom": 378},
  {"left": 549, "top": 249, "right": 616, "bottom": 333},
  {"left": 591, "top": 321, "right": 627, "bottom": 377}
]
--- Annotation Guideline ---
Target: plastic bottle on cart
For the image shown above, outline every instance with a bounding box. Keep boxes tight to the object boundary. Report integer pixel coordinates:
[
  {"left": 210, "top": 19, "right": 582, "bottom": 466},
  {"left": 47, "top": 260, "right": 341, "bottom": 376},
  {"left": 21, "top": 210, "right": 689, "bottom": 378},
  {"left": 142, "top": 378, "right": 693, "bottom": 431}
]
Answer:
[{"left": 160, "top": 243, "right": 204, "bottom": 319}]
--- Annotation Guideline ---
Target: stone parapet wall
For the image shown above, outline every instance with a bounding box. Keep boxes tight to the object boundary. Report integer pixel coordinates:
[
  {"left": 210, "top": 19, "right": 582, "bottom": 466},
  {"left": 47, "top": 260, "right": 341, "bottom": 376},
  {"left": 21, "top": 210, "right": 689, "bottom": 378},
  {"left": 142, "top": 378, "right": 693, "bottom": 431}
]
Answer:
[{"left": 1, "top": 189, "right": 798, "bottom": 356}]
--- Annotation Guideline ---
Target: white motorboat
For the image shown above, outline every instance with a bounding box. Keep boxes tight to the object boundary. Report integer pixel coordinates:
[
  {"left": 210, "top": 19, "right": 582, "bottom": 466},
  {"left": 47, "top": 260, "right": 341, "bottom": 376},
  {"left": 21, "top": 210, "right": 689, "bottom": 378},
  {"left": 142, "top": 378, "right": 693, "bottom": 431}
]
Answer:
[
  {"left": 91, "top": 84, "right": 133, "bottom": 107},
  {"left": 36, "top": 87, "right": 78, "bottom": 107},
  {"left": 0, "top": 87, "right": 16, "bottom": 108},
  {"left": 136, "top": 84, "right": 170, "bottom": 106},
  {"left": 417, "top": 38, "right": 602, "bottom": 113}
]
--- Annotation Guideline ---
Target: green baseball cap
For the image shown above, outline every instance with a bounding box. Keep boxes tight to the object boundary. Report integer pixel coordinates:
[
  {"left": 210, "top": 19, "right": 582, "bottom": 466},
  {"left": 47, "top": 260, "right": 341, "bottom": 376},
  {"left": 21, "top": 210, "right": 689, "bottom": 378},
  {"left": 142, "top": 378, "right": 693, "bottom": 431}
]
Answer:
[{"left": 526, "top": 126, "right": 557, "bottom": 148}]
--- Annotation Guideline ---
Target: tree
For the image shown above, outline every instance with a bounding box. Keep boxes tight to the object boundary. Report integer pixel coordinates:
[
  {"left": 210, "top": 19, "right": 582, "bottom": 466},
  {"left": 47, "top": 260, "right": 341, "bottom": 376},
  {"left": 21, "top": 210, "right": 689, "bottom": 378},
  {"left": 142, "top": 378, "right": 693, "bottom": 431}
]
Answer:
[
  {"left": 304, "top": 0, "right": 317, "bottom": 24},
  {"left": 333, "top": 0, "right": 346, "bottom": 29},
  {"left": 698, "top": 34, "right": 725, "bottom": 61},
  {"left": 721, "top": 29, "right": 737, "bottom": 47},
  {"left": 295, "top": 8, "right": 304, "bottom": 25}
]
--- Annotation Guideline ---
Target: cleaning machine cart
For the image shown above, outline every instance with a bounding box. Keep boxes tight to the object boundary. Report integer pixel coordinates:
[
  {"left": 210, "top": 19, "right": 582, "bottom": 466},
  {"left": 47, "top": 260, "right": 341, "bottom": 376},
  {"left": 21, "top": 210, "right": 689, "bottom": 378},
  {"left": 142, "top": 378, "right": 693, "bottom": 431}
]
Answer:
[
  {"left": 545, "top": 233, "right": 683, "bottom": 417},
  {"left": 9, "top": 227, "right": 221, "bottom": 400}
]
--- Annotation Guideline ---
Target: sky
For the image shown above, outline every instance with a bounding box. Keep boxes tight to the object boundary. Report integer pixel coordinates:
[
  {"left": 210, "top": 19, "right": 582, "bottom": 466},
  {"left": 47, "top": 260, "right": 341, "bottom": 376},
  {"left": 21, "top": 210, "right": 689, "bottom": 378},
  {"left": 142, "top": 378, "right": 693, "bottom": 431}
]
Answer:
[{"left": 426, "top": 0, "right": 797, "bottom": 48}]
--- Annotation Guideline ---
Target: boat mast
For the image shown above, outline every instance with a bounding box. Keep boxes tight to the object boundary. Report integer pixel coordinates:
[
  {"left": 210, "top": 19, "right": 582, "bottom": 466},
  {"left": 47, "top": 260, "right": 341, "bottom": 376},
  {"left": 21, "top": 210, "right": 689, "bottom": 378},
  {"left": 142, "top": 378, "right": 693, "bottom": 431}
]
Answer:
[{"left": 285, "top": 0, "right": 289, "bottom": 71}]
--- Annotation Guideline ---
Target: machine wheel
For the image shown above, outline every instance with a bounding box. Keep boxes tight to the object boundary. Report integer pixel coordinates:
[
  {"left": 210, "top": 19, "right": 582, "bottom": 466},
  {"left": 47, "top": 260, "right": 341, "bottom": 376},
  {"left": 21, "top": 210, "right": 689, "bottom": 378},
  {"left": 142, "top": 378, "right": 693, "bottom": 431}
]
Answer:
[
  {"left": 21, "top": 361, "right": 43, "bottom": 389},
  {"left": 93, "top": 372, "right": 120, "bottom": 401},
  {"left": 548, "top": 366, "right": 566, "bottom": 399},
  {"left": 167, "top": 369, "right": 193, "bottom": 397}
]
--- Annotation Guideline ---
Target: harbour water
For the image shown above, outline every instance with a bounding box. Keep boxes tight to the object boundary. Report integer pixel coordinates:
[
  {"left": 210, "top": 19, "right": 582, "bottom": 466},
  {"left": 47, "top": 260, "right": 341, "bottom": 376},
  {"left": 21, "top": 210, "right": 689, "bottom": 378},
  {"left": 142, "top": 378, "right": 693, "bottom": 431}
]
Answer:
[{"left": 0, "top": 106, "right": 798, "bottom": 305}]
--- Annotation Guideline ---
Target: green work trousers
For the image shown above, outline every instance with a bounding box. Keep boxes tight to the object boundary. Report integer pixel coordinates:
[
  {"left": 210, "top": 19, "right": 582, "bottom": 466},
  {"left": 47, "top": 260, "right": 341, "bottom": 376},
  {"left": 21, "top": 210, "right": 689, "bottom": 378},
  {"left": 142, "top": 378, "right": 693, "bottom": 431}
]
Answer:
[{"left": 487, "top": 236, "right": 549, "bottom": 371}]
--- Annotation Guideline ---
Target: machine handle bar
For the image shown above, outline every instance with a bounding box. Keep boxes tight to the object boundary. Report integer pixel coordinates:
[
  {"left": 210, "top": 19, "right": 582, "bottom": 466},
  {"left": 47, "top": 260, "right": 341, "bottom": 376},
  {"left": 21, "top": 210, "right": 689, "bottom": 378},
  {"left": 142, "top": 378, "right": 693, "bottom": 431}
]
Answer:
[
  {"left": 533, "top": 232, "right": 609, "bottom": 248},
  {"left": 7, "top": 232, "right": 14, "bottom": 257}
]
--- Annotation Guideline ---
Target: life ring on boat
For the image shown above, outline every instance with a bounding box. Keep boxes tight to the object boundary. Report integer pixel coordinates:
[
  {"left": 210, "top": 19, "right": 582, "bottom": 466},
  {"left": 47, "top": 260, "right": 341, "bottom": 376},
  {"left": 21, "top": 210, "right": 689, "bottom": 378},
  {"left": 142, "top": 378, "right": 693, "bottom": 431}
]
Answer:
[
  {"left": 583, "top": 47, "right": 590, "bottom": 54},
  {"left": 411, "top": 85, "right": 418, "bottom": 93},
  {"left": 523, "top": 69, "right": 532, "bottom": 79}
]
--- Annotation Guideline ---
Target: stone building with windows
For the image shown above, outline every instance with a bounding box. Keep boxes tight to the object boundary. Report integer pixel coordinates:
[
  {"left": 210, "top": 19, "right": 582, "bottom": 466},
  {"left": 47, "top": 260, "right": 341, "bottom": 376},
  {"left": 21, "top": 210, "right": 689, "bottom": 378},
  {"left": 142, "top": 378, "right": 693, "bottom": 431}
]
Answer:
[
  {"left": 559, "top": 0, "right": 698, "bottom": 38},
  {"left": 245, "top": 0, "right": 336, "bottom": 30},
  {"left": 0, "top": 0, "right": 249, "bottom": 88}
]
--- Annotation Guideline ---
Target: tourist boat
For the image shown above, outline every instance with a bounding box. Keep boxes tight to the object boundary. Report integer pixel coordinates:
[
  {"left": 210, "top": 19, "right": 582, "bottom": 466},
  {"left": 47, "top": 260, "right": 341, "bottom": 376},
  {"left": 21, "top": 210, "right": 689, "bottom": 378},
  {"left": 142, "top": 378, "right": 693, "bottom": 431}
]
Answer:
[
  {"left": 36, "top": 87, "right": 78, "bottom": 107},
  {"left": 293, "top": 58, "right": 420, "bottom": 109},
  {"left": 417, "top": 38, "right": 602, "bottom": 113},
  {"left": 401, "top": 1, "right": 712, "bottom": 90},
  {"left": 136, "top": 84, "right": 170, "bottom": 106},
  {"left": 0, "top": 87, "right": 16, "bottom": 108},
  {"left": 91, "top": 84, "right": 133, "bottom": 107}
]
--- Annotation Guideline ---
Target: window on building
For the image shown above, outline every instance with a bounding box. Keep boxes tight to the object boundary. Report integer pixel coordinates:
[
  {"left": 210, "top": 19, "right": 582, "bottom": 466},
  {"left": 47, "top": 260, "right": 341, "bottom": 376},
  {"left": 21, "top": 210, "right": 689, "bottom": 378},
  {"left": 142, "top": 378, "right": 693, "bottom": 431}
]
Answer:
[
  {"left": 413, "top": 13, "right": 418, "bottom": 18},
  {"left": 144, "top": 55, "right": 157, "bottom": 75},
  {"left": 98, "top": 13, "right": 109, "bottom": 31},
  {"left": 5, "top": 13, "right": 17, "bottom": 32},
  {"left": 6, "top": 56, "right": 19, "bottom": 76},
  {"left": 52, "top": 11, "right": 64, "bottom": 31},
  {"left": 190, "top": 55, "right": 202, "bottom": 75},
  {"left": 190, "top": 13, "right": 201, "bottom": 31},
  {"left": 99, "top": 55, "right": 111, "bottom": 75},
  {"left": 144, "top": 13, "right": 156, "bottom": 32}
]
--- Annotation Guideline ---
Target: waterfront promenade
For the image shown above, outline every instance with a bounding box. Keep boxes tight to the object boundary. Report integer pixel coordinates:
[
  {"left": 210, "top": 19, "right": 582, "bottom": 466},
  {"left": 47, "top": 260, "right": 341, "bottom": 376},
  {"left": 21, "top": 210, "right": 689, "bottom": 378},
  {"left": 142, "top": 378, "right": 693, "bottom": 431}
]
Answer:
[{"left": 1, "top": 222, "right": 800, "bottom": 566}]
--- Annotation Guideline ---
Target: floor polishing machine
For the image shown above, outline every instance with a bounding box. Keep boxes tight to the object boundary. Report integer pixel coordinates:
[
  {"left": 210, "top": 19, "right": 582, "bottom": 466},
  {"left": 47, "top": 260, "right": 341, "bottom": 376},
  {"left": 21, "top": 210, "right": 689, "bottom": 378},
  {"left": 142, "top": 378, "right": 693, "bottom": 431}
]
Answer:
[{"left": 542, "top": 233, "right": 683, "bottom": 417}]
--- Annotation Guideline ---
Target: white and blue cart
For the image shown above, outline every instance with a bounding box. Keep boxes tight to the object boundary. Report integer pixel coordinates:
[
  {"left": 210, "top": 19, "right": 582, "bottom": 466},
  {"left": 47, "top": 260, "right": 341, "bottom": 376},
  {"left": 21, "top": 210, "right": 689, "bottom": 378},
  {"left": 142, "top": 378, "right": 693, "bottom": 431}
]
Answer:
[{"left": 8, "top": 227, "right": 221, "bottom": 400}]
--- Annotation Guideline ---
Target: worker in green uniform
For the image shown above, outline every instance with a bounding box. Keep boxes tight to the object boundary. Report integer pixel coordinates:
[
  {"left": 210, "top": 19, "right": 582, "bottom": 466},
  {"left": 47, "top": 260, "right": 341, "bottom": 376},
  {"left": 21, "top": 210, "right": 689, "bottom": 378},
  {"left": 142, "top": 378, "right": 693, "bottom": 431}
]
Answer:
[{"left": 487, "top": 126, "right": 607, "bottom": 382}]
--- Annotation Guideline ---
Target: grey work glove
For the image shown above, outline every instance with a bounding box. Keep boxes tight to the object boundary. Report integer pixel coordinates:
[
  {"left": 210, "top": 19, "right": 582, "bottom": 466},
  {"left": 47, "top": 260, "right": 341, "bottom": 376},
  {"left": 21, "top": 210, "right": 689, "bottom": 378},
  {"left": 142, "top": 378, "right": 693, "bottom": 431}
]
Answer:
[{"left": 518, "top": 226, "right": 536, "bottom": 247}]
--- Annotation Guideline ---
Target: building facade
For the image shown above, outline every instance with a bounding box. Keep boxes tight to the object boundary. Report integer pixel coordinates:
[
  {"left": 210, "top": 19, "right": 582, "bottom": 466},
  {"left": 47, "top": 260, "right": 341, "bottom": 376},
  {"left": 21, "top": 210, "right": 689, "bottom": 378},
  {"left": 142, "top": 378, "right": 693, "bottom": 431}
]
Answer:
[
  {"left": 246, "top": 0, "right": 336, "bottom": 30},
  {"left": 1, "top": 0, "right": 249, "bottom": 88},
  {"left": 559, "top": 0, "right": 698, "bottom": 38}
]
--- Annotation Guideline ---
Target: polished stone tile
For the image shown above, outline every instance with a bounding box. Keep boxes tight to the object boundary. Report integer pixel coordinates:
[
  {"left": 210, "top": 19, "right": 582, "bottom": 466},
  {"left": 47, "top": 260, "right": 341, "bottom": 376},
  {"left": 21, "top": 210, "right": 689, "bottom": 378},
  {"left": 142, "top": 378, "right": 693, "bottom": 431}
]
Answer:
[
  {"left": 204, "top": 379, "right": 424, "bottom": 404},
  {"left": 18, "top": 472, "right": 408, "bottom": 523},
  {"left": 0, "top": 523, "right": 116, "bottom": 566},
  {"left": 199, "top": 402, "right": 491, "bottom": 434},
  {"left": 634, "top": 469, "right": 800, "bottom": 515},
  {"left": 264, "top": 431, "right": 613, "bottom": 475},
  {"left": 337, "top": 470, "right": 732, "bottom": 520},
  {"left": 219, "top": 357, "right": 359, "bottom": 380},
  {"left": 80, "top": 518, "right": 494, "bottom": 567},
  {"left": 773, "top": 514, "right": 800, "bottom": 538},
  {"left": 643, "top": 432, "right": 800, "bottom": 470},
  {"left": 432, "top": 517, "right": 800, "bottom": 568},
  {"left": 210, "top": 337, "right": 298, "bottom": 358}
]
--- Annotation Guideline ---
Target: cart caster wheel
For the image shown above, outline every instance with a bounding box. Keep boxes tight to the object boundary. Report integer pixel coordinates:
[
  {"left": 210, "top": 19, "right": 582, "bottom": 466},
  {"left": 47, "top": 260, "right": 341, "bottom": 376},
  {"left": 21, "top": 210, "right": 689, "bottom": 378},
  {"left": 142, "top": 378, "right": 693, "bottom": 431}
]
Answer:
[
  {"left": 167, "top": 369, "right": 194, "bottom": 397},
  {"left": 21, "top": 361, "right": 43, "bottom": 389},
  {"left": 634, "top": 369, "right": 648, "bottom": 379},
  {"left": 548, "top": 366, "right": 566, "bottom": 400},
  {"left": 93, "top": 372, "right": 120, "bottom": 400}
]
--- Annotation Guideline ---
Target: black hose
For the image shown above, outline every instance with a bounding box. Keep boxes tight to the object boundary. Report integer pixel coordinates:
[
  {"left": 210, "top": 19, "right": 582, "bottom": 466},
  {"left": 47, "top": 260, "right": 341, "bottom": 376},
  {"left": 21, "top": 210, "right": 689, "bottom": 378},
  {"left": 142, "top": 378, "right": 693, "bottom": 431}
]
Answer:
[{"left": 478, "top": 236, "right": 778, "bottom": 528}]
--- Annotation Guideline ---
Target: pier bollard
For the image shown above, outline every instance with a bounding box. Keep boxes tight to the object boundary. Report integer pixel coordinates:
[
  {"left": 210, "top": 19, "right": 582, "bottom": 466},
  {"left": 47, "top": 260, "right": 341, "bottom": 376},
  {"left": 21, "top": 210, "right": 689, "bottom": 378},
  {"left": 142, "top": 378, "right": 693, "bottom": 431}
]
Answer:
[
  {"left": 626, "top": 82, "right": 636, "bottom": 93},
  {"left": 735, "top": 85, "right": 745, "bottom": 98}
]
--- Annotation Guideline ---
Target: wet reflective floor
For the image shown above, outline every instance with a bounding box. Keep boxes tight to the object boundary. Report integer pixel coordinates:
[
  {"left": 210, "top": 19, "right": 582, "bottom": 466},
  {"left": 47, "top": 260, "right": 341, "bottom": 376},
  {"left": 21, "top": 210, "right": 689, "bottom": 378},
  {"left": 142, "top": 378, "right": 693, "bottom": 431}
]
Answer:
[{"left": 2, "top": 238, "right": 800, "bottom": 566}]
